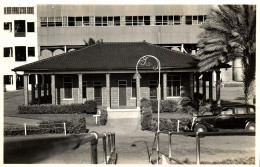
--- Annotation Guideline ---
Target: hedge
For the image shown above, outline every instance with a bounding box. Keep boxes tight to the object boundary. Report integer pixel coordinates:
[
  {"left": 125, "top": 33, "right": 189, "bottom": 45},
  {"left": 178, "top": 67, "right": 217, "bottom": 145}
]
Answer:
[
  {"left": 99, "top": 107, "right": 108, "bottom": 126},
  {"left": 140, "top": 98, "right": 178, "bottom": 113},
  {"left": 18, "top": 100, "right": 97, "bottom": 114},
  {"left": 4, "top": 118, "right": 88, "bottom": 136}
]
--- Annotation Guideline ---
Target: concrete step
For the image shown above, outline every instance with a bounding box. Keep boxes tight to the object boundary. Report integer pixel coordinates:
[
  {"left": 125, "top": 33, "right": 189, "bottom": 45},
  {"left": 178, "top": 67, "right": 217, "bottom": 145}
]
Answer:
[{"left": 108, "top": 111, "right": 141, "bottom": 119}]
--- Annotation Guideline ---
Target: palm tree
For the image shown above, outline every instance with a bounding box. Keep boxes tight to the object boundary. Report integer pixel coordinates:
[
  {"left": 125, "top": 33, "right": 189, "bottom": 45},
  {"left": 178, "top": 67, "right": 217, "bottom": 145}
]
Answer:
[
  {"left": 197, "top": 5, "right": 256, "bottom": 105},
  {"left": 83, "top": 38, "right": 101, "bottom": 46}
]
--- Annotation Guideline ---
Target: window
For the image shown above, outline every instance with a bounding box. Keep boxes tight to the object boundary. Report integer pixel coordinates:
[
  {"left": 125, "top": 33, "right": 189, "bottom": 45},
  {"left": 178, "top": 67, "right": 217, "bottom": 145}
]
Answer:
[
  {"left": 15, "top": 46, "right": 26, "bottom": 61},
  {"left": 28, "top": 47, "right": 35, "bottom": 57},
  {"left": 40, "top": 17, "right": 47, "bottom": 27},
  {"left": 4, "top": 75, "right": 13, "bottom": 85},
  {"left": 68, "top": 17, "right": 75, "bottom": 26},
  {"left": 156, "top": 15, "right": 173, "bottom": 25},
  {"left": 114, "top": 16, "right": 120, "bottom": 26},
  {"left": 235, "top": 108, "right": 247, "bottom": 114},
  {"left": 12, "top": 7, "right": 19, "bottom": 14},
  {"left": 248, "top": 108, "right": 255, "bottom": 114},
  {"left": 156, "top": 16, "right": 162, "bottom": 25},
  {"left": 144, "top": 16, "right": 150, "bottom": 25},
  {"left": 125, "top": 16, "right": 132, "bottom": 26},
  {"left": 167, "top": 75, "right": 181, "bottom": 97},
  {"left": 20, "top": 7, "right": 26, "bottom": 14},
  {"left": 149, "top": 80, "right": 157, "bottom": 99},
  {"left": 95, "top": 17, "right": 102, "bottom": 26},
  {"left": 174, "top": 16, "right": 181, "bottom": 25},
  {"left": 4, "top": 22, "right": 12, "bottom": 31},
  {"left": 192, "top": 16, "right": 198, "bottom": 25},
  {"left": 76, "top": 17, "right": 82, "bottom": 26},
  {"left": 198, "top": 15, "right": 204, "bottom": 25},
  {"left": 131, "top": 79, "right": 136, "bottom": 98},
  {"left": 126, "top": 16, "right": 148, "bottom": 26},
  {"left": 27, "top": 7, "right": 34, "bottom": 14},
  {"left": 185, "top": 16, "right": 192, "bottom": 25},
  {"left": 4, "top": 47, "right": 13, "bottom": 57},
  {"left": 6, "top": 7, "right": 12, "bottom": 14},
  {"left": 83, "top": 81, "right": 87, "bottom": 98},
  {"left": 48, "top": 17, "right": 55, "bottom": 27},
  {"left": 14, "top": 20, "right": 26, "bottom": 37},
  {"left": 221, "top": 108, "right": 233, "bottom": 115},
  {"left": 55, "top": 17, "right": 62, "bottom": 26},
  {"left": 27, "top": 22, "right": 34, "bottom": 32},
  {"left": 64, "top": 76, "right": 73, "bottom": 99},
  {"left": 83, "top": 16, "right": 90, "bottom": 26}
]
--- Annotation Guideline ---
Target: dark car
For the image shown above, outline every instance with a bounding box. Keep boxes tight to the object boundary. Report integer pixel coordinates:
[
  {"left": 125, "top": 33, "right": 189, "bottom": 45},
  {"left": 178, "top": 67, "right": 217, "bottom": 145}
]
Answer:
[{"left": 185, "top": 105, "right": 255, "bottom": 132}]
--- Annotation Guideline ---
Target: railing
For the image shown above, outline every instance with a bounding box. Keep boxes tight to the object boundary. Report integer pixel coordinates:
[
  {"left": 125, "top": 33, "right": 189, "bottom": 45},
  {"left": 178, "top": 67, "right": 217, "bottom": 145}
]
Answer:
[
  {"left": 4, "top": 132, "right": 116, "bottom": 164},
  {"left": 133, "top": 130, "right": 255, "bottom": 164}
]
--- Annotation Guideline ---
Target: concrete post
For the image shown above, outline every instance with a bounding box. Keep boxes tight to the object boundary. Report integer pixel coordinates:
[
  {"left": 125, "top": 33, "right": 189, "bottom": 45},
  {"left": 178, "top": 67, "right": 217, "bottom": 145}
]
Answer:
[
  {"left": 136, "top": 74, "right": 141, "bottom": 108},
  {"left": 23, "top": 74, "right": 29, "bottom": 105},
  {"left": 51, "top": 74, "right": 56, "bottom": 105},
  {"left": 106, "top": 74, "right": 110, "bottom": 109},
  {"left": 208, "top": 72, "right": 213, "bottom": 103},
  {"left": 78, "top": 74, "right": 83, "bottom": 103},
  {"left": 163, "top": 73, "right": 167, "bottom": 100},
  {"left": 216, "top": 71, "right": 221, "bottom": 106}
]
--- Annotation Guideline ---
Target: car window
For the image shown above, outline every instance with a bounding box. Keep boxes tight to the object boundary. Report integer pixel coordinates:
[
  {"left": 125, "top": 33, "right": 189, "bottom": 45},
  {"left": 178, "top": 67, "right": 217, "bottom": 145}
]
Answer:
[
  {"left": 248, "top": 108, "right": 255, "bottom": 114},
  {"left": 221, "top": 108, "right": 233, "bottom": 115},
  {"left": 235, "top": 108, "right": 247, "bottom": 114}
]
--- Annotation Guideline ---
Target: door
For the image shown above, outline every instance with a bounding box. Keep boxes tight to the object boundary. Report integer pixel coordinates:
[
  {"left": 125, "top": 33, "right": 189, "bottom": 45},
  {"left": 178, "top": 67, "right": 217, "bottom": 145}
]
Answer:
[
  {"left": 94, "top": 82, "right": 102, "bottom": 105},
  {"left": 149, "top": 80, "right": 157, "bottom": 100},
  {"left": 118, "top": 81, "right": 127, "bottom": 106}
]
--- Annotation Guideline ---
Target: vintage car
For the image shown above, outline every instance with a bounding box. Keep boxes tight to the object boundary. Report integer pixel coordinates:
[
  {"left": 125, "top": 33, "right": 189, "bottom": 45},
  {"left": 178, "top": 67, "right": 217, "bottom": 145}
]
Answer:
[{"left": 185, "top": 105, "right": 255, "bottom": 132}]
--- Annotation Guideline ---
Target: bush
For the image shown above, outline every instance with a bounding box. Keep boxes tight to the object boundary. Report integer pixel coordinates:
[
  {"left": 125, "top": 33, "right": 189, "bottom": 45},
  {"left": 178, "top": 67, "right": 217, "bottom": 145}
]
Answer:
[
  {"left": 140, "top": 98, "right": 151, "bottom": 109},
  {"left": 141, "top": 107, "right": 153, "bottom": 131},
  {"left": 18, "top": 100, "right": 97, "bottom": 114},
  {"left": 140, "top": 98, "right": 178, "bottom": 113},
  {"left": 4, "top": 118, "right": 88, "bottom": 136},
  {"left": 99, "top": 107, "right": 108, "bottom": 125}
]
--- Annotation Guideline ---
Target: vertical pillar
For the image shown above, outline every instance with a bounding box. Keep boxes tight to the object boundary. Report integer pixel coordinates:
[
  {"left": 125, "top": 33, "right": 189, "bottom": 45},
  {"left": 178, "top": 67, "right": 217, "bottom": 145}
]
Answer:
[
  {"left": 51, "top": 74, "right": 56, "bottom": 105},
  {"left": 136, "top": 74, "right": 141, "bottom": 108},
  {"left": 190, "top": 73, "right": 194, "bottom": 98},
  {"left": 78, "top": 74, "right": 83, "bottom": 103},
  {"left": 216, "top": 71, "right": 221, "bottom": 106},
  {"left": 202, "top": 73, "right": 206, "bottom": 100},
  {"left": 23, "top": 74, "right": 29, "bottom": 105},
  {"left": 196, "top": 73, "right": 200, "bottom": 93},
  {"left": 208, "top": 72, "right": 213, "bottom": 103},
  {"left": 106, "top": 74, "right": 110, "bottom": 109},
  {"left": 31, "top": 75, "right": 35, "bottom": 104},
  {"left": 37, "top": 74, "right": 41, "bottom": 105},
  {"left": 64, "top": 46, "right": 67, "bottom": 53},
  {"left": 163, "top": 73, "right": 167, "bottom": 100}
]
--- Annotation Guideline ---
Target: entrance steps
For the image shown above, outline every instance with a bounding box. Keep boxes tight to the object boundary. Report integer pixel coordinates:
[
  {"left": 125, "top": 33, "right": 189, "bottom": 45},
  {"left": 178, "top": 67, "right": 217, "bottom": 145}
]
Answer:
[{"left": 108, "top": 111, "right": 141, "bottom": 119}]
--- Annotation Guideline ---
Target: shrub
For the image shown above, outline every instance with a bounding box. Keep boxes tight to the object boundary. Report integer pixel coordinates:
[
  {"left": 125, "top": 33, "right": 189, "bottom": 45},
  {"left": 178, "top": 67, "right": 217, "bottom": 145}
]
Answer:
[
  {"left": 141, "top": 107, "right": 153, "bottom": 131},
  {"left": 4, "top": 118, "right": 88, "bottom": 136},
  {"left": 140, "top": 98, "right": 178, "bottom": 113},
  {"left": 140, "top": 98, "right": 151, "bottom": 109},
  {"left": 18, "top": 100, "right": 97, "bottom": 114},
  {"left": 99, "top": 107, "right": 108, "bottom": 125}
]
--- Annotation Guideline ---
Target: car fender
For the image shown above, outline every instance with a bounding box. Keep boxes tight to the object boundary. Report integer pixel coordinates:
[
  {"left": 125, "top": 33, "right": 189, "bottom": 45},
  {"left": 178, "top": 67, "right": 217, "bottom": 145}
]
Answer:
[{"left": 193, "top": 121, "right": 217, "bottom": 131}]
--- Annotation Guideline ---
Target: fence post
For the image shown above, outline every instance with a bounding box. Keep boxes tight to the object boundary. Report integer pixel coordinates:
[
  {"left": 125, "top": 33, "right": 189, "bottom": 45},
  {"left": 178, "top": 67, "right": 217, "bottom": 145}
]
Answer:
[
  {"left": 90, "top": 132, "right": 99, "bottom": 164},
  {"left": 102, "top": 133, "right": 107, "bottom": 164},
  {"left": 24, "top": 123, "right": 27, "bottom": 136},
  {"left": 177, "top": 120, "right": 180, "bottom": 132},
  {"left": 196, "top": 132, "right": 200, "bottom": 165},
  {"left": 63, "top": 123, "right": 66, "bottom": 136},
  {"left": 168, "top": 133, "right": 172, "bottom": 163}
]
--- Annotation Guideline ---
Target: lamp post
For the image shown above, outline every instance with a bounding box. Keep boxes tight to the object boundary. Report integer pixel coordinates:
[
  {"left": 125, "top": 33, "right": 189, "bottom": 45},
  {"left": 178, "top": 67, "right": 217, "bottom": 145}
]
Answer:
[{"left": 134, "top": 55, "right": 161, "bottom": 133}]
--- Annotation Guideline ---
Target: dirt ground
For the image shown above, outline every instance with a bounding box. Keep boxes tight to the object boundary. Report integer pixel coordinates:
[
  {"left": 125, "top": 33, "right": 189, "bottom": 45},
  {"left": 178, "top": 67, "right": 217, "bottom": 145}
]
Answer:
[{"left": 3, "top": 87, "right": 256, "bottom": 164}]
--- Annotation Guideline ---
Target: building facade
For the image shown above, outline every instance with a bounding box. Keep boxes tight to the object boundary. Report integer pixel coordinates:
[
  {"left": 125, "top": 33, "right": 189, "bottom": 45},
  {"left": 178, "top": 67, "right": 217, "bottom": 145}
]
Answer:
[{"left": 2, "top": 4, "right": 243, "bottom": 91}]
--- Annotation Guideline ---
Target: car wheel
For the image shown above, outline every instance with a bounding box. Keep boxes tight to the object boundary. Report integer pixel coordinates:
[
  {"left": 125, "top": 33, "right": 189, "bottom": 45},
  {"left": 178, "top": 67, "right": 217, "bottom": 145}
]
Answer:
[
  {"left": 245, "top": 122, "right": 255, "bottom": 131},
  {"left": 194, "top": 124, "right": 207, "bottom": 133}
]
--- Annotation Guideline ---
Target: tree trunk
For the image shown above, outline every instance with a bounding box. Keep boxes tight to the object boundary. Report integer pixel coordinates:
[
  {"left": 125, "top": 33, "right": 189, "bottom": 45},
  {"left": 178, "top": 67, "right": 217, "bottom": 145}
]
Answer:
[{"left": 245, "top": 78, "right": 255, "bottom": 105}]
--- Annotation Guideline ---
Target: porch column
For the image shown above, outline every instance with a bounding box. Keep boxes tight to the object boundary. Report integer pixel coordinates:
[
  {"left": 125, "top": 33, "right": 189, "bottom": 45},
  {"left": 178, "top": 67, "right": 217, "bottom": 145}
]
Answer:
[
  {"left": 136, "top": 74, "right": 141, "bottom": 108},
  {"left": 51, "top": 74, "right": 56, "bottom": 105},
  {"left": 196, "top": 73, "right": 200, "bottom": 93},
  {"left": 23, "top": 74, "right": 29, "bottom": 105},
  {"left": 216, "top": 71, "right": 221, "bottom": 106},
  {"left": 202, "top": 73, "right": 206, "bottom": 100},
  {"left": 208, "top": 72, "right": 213, "bottom": 103},
  {"left": 163, "top": 73, "right": 167, "bottom": 100},
  {"left": 78, "top": 74, "right": 83, "bottom": 103},
  {"left": 31, "top": 74, "right": 35, "bottom": 104},
  {"left": 106, "top": 74, "right": 111, "bottom": 109},
  {"left": 37, "top": 74, "right": 41, "bottom": 105}
]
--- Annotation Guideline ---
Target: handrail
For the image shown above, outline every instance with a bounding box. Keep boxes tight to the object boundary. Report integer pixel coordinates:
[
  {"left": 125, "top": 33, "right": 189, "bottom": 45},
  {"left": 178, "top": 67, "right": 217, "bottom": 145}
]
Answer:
[{"left": 4, "top": 132, "right": 116, "bottom": 164}]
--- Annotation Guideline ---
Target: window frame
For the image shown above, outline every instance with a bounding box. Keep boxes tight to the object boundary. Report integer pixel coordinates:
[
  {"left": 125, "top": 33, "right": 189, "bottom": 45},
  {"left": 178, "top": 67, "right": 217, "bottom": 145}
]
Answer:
[
  {"left": 63, "top": 76, "right": 73, "bottom": 99},
  {"left": 4, "top": 75, "right": 13, "bottom": 85},
  {"left": 28, "top": 47, "right": 35, "bottom": 57},
  {"left": 4, "top": 47, "right": 13, "bottom": 57},
  {"left": 167, "top": 75, "right": 181, "bottom": 97},
  {"left": 4, "top": 22, "right": 12, "bottom": 31},
  {"left": 149, "top": 80, "right": 158, "bottom": 100},
  {"left": 27, "top": 22, "right": 35, "bottom": 32}
]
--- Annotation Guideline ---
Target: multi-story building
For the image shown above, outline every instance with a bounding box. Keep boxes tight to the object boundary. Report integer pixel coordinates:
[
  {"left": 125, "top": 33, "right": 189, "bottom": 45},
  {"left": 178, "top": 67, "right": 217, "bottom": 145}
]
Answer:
[
  {"left": 1, "top": 4, "right": 243, "bottom": 91},
  {"left": 1, "top": 5, "right": 38, "bottom": 91}
]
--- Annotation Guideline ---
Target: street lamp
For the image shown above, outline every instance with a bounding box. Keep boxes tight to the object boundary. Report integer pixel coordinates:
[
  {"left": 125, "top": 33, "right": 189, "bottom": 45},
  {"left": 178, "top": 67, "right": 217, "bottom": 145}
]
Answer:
[{"left": 134, "top": 55, "right": 161, "bottom": 133}]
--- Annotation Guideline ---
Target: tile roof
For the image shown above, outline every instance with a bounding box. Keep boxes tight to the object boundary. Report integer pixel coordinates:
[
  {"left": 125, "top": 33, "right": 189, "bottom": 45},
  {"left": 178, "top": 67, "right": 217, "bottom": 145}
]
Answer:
[{"left": 13, "top": 42, "right": 197, "bottom": 72}]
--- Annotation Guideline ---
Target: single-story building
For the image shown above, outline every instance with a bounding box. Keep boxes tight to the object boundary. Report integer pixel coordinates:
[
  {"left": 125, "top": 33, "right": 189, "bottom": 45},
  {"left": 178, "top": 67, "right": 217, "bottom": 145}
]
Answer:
[{"left": 13, "top": 41, "right": 227, "bottom": 111}]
